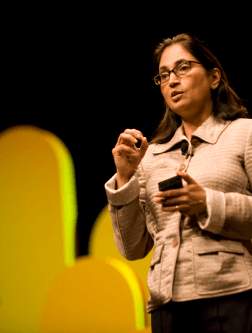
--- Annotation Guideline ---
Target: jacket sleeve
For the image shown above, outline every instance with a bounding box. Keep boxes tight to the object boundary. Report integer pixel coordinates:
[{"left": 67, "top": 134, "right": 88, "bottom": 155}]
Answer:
[
  {"left": 104, "top": 164, "right": 154, "bottom": 260},
  {"left": 197, "top": 125, "right": 252, "bottom": 240}
]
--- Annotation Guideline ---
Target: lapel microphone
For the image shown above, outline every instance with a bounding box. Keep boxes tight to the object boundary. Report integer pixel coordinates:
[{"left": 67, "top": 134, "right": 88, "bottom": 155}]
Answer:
[
  {"left": 181, "top": 141, "right": 194, "bottom": 158},
  {"left": 181, "top": 141, "right": 189, "bottom": 155}
]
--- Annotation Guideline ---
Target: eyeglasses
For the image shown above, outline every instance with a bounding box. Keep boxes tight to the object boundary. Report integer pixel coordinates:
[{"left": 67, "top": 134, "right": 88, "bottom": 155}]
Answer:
[{"left": 153, "top": 60, "right": 202, "bottom": 85}]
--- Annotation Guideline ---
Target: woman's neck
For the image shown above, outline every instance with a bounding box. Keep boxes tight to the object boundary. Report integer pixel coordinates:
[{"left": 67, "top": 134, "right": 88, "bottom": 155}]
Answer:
[{"left": 182, "top": 112, "right": 212, "bottom": 141}]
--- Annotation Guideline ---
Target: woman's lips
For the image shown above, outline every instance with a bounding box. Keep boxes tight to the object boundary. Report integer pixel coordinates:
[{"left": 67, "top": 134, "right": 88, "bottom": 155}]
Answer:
[{"left": 171, "top": 92, "right": 183, "bottom": 101}]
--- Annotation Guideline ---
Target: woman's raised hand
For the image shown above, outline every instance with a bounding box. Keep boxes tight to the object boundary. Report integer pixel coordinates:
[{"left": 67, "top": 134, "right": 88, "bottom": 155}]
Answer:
[{"left": 112, "top": 129, "right": 149, "bottom": 188}]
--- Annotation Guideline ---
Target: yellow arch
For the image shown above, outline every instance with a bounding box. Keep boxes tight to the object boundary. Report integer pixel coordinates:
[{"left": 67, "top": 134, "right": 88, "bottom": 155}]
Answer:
[
  {"left": 0, "top": 125, "right": 77, "bottom": 332},
  {"left": 104, "top": 257, "right": 146, "bottom": 330},
  {"left": 41, "top": 256, "right": 146, "bottom": 332},
  {"left": 42, "top": 130, "right": 77, "bottom": 266},
  {"left": 89, "top": 204, "right": 153, "bottom": 327}
]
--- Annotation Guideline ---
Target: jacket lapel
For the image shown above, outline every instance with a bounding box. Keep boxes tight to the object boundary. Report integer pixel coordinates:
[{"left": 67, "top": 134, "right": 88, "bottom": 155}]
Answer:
[{"left": 151, "top": 115, "right": 231, "bottom": 155}]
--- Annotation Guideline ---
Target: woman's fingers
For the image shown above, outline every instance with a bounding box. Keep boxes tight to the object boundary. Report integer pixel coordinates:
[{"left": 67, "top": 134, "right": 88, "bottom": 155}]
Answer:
[
  {"left": 161, "top": 204, "right": 190, "bottom": 213},
  {"left": 139, "top": 137, "right": 149, "bottom": 155},
  {"left": 153, "top": 189, "right": 190, "bottom": 212},
  {"left": 153, "top": 188, "right": 185, "bottom": 200},
  {"left": 116, "top": 130, "right": 144, "bottom": 150},
  {"left": 124, "top": 129, "right": 144, "bottom": 140},
  {"left": 117, "top": 133, "right": 138, "bottom": 146},
  {"left": 112, "top": 144, "right": 136, "bottom": 156},
  {"left": 153, "top": 180, "right": 206, "bottom": 216},
  {"left": 116, "top": 130, "right": 148, "bottom": 156},
  {"left": 153, "top": 193, "right": 187, "bottom": 206}
]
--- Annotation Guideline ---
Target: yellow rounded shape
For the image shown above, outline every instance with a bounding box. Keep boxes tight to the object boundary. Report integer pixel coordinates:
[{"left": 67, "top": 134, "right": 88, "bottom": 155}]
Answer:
[
  {"left": 41, "top": 256, "right": 146, "bottom": 333},
  {"left": 89, "top": 204, "right": 153, "bottom": 327},
  {"left": 0, "top": 125, "right": 77, "bottom": 332}
]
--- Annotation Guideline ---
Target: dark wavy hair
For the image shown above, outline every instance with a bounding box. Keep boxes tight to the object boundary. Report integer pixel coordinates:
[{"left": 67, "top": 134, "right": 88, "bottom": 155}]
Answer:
[{"left": 151, "top": 33, "right": 249, "bottom": 144}]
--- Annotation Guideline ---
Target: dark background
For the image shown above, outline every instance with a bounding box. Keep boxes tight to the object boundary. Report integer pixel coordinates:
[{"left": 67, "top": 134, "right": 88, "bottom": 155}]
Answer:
[{"left": 2, "top": 7, "right": 251, "bottom": 256}]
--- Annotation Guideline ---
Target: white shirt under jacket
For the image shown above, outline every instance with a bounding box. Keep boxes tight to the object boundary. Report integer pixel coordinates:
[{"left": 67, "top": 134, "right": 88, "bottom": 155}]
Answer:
[{"left": 104, "top": 115, "right": 252, "bottom": 313}]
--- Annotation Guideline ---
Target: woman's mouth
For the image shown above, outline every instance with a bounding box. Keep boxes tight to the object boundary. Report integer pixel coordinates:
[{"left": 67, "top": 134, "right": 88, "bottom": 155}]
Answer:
[{"left": 171, "top": 91, "right": 183, "bottom": 101}]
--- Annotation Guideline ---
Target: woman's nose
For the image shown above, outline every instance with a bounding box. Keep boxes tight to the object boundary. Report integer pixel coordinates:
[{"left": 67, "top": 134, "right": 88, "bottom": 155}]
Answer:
[{"left": 169, "top": 72, "right": 180, "bottom": 88}]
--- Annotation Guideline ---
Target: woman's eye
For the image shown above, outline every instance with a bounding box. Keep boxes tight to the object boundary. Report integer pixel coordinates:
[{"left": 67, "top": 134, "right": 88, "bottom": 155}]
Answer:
[
  {"left": 161, "top": 72, "right": 169, "bottom": 80},
  {"left": 179, "top": 64, "right": 190, "bottom": 72}
]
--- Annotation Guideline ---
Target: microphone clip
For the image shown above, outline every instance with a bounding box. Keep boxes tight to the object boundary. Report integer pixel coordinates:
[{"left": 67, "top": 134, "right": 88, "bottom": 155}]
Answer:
[{"left": 181, "top": 140, "right": 194, "bottom": 158}]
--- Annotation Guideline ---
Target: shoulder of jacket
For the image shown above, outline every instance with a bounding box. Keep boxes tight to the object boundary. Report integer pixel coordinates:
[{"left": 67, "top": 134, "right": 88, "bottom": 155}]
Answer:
[{"left": 229, "top": 118, "right": 252, "bottom": 128}]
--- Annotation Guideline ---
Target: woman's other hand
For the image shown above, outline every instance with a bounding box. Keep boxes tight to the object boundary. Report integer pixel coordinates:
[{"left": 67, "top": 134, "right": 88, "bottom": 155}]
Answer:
[
  {"left": 153, "top": 171, "right": 206, "bottom": 216},
  {"left": 112, "top": 129, "right": 149, "bottom": 189}
]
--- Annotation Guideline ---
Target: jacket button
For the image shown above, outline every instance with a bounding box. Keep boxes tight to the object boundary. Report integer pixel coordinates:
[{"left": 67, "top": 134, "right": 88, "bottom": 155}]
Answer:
[
  {"left": 172, "top": 238, "right": 178, "bottom": 248},
  {"left": 191, "top": 139, "right": 200, "bottom": 147}
]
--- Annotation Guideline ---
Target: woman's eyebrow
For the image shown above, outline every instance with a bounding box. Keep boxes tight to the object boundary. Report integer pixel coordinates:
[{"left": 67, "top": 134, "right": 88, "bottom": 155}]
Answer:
[{"left": 159, "top": 58, "right": 188, "bottom": 72}]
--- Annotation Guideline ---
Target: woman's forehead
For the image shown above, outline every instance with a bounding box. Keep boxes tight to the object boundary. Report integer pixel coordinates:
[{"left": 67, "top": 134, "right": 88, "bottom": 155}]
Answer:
[{"left": 159, "top": 44, "right": 196, "bottom": 70}]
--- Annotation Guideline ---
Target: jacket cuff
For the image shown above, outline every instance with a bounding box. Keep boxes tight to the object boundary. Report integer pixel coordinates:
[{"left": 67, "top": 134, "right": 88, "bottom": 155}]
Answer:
[
  {"left": 197, "top": 188, "right": 226, "bottom": 234},
  {"left": 104, "top": 172, "right": 140, "bottom": 206}
]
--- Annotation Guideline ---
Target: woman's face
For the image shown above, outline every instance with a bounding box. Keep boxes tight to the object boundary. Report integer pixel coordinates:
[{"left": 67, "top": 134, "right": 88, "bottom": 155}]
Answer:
[{"left": 159, "top": 43, "right": 219, "bottom": 122}]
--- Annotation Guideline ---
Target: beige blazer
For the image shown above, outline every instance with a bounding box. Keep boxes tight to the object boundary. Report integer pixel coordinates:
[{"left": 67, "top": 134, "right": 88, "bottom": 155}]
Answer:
[{"left": 105, "top": 115, "right": 252, "bottom": 313}]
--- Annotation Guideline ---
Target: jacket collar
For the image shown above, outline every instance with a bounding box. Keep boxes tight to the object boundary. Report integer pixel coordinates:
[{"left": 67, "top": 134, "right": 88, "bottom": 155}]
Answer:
[{"left": 152, "top": 115, "right": 231, "bottom": 155}]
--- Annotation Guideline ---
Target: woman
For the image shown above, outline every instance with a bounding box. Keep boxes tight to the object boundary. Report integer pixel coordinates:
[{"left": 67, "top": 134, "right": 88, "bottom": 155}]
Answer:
[{"left": 105, "top": 33, "right": 252, "bottom": 332}]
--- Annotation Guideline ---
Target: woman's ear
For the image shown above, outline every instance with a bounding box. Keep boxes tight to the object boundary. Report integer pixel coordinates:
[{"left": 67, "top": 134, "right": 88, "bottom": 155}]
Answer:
[{"left": 210, "top": 68, "right": 221, "bottom": 90}]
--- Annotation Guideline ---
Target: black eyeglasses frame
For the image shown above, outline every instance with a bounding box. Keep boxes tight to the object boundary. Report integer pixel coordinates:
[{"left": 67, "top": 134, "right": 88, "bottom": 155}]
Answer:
[{"left": 153, "top": 60, "right": 202, "bottom": 85}]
